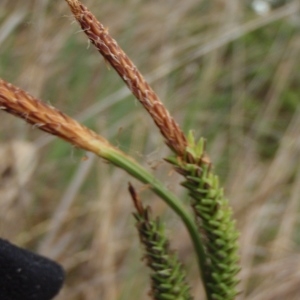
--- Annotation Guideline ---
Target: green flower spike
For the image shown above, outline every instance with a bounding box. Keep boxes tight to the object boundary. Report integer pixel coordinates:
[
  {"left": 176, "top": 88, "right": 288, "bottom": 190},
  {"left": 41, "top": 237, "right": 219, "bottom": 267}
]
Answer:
[
  {"left": 129, "top": 184, "right": 193, "bottom": 300},
  {"left": 166, "top": 133, "right": 240, "bottom": 300}
]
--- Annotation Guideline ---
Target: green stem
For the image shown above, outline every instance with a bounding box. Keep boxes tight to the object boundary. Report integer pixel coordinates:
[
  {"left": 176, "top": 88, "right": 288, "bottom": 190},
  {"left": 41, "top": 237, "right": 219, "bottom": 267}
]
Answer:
[{"left": 100, "top": 146, "right": 211, "bottom": 299}]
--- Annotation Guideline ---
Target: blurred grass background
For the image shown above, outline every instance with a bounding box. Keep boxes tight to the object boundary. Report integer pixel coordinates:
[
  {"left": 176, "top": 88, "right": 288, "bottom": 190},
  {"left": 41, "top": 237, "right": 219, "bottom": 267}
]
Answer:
[{"left": 1, "top": 0, "right": 300, "bottom": 299}]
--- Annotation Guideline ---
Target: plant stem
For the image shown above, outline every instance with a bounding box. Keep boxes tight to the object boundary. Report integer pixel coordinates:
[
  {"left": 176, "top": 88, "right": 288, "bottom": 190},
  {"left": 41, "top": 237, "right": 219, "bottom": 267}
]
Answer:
[
  {"left": 0, "top": 77, "right": 211, "bottom": 298},
  {"left": 101, "top": 146, "right": 211, "bottom": 298}
]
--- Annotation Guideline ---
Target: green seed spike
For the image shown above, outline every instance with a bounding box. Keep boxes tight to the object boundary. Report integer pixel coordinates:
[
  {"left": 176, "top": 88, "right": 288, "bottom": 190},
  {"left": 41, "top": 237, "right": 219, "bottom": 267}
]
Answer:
[
  {"left": 129, "top": 185, "right": 193, "bottom": 300},
  {"left": 175, "top": 135, "right": 240, "bottom": 300}
]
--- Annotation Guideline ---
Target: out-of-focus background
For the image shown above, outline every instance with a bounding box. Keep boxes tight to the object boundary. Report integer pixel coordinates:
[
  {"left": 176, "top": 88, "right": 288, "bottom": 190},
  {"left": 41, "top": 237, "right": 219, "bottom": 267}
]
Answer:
[{"left": 0, "top": 0, "right": 300, "bottom": 299}]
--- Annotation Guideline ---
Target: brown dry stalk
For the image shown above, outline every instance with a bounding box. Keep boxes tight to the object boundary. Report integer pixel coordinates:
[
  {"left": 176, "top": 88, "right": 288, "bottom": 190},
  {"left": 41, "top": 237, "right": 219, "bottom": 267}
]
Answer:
[
  {"left": 0, "top": 78, "right": 111, "bottom": 154},
  {"left": 65, "top": 0, "right": 187, "bottom": 156}
]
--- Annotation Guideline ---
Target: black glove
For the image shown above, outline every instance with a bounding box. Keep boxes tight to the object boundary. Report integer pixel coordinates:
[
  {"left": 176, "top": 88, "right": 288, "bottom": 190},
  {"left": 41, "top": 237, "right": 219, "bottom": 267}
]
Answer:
[{"left": 0, "top": 238, "right": 65, "bottom": 300}]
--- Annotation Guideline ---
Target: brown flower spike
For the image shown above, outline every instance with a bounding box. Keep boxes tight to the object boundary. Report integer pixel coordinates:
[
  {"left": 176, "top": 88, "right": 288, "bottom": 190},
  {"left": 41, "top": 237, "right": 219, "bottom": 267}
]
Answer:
[
  {"left": 65, "top": 0, "right": 187, "bottom": 156},
  {"left": 0, "top": 78, "right": 111, "bottom": 154}
]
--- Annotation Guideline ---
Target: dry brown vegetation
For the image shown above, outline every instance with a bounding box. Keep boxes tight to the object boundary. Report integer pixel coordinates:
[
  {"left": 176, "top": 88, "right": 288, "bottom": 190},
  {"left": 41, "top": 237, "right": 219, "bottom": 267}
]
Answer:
[{"left": 0, "top": 1, "right": 300, "bottom": 299}]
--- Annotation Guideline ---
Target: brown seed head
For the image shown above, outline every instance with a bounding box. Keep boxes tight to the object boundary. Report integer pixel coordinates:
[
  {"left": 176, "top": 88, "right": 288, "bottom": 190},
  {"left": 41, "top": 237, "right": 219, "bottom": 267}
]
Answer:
[
  {"left": 65, "top": 0, "right": 188, "bottom": 156},
  {"left": 0, "top": 78, "right": 110, "bottom": 154}
]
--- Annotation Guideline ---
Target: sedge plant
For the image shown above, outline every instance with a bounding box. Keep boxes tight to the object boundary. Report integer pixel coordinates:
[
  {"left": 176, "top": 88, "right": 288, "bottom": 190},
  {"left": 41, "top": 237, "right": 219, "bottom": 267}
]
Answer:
[{"left": 0, "top": 0, "right": 241, "bottom": 299}]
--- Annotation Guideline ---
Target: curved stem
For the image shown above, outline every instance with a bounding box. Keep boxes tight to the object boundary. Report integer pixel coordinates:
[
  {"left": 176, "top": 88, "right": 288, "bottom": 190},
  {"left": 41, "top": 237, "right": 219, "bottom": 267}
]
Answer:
[
  {"left": 0, "top": 76, "right": 210, "bottom": 298},
  {"left": 101, "top": 146, "right": 210, "bottom": 299}
]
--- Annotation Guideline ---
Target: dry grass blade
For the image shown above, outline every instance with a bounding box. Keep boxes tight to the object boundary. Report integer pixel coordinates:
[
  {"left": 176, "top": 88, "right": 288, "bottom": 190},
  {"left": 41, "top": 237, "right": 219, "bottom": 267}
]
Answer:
[
  {"left": 65, "top": 0, "right": 187, "bottom": 156},
  {"left": 0, "top": 78, "right": 110, "bottom": 154}
]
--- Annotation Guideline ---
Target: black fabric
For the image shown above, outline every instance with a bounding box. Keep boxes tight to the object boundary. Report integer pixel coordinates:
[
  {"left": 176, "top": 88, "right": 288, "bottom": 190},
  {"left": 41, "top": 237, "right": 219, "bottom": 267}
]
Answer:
[{"left": 0, "top": 238, "right": 64, "bottom": 300}]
